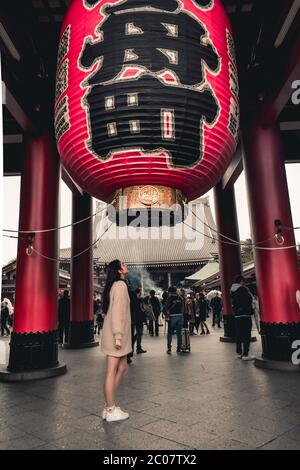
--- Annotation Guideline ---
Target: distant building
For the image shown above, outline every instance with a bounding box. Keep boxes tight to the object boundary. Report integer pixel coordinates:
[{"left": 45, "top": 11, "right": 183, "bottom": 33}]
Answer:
[
  {"left": 1, "top": 259, "right": 72, "bottom": 303},
  {"left": 186, "top": 256, "right": 300, "bottom": 294},
  {"left": 185, "top": 260, "right": 255, "bottom": 292}
]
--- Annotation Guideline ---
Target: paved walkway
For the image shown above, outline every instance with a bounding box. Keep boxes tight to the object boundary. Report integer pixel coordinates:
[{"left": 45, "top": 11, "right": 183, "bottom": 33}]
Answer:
[{"left": 0, "top": 325, "right": 300, "bottom": 450}]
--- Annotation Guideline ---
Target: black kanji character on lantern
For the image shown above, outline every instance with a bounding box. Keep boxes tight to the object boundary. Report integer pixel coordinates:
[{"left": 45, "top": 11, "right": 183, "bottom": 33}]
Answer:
[
  {"left": 85, "top": 75, "right": 218, "bottom": 167},
  {"left": 84, "top": 0, "right": 178, "bottom": 8},
  {"left": 84, "top": 0, "right": 213, "bottom": 10},
  {"left": 80, "top": 0, "right": 220, "bottom": 167},
  {"left": 83, "top": 0, "right": 101, "bottom": 7},
  {"left": 79, "top": 0, "right": 219, "bottom": 86},
  {"left": 193, "top": 0, "right": 214, "bottom": 8},
  {"left": 105, "top": 0, "right": 180, "bottom": 13}
]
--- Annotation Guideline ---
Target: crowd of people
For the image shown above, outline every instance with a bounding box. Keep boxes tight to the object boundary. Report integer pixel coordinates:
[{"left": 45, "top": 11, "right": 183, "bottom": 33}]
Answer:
[
  {"left": 2, "top": 278, "right": 259, "bottom": 363},
  {"left": 57, "top": 280, "right": 259, "bottom": 362},
  {"left": 92, "top": 285, "right": 226, "bottom": 360},
  {"left": 2, "top": 274, "right": 259, "bottom": 362}
]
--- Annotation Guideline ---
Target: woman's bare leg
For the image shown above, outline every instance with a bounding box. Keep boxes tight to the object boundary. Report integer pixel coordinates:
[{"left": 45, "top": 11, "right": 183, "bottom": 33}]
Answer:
[
  {"left": 115, "top": 355, "right": 128, "bottom": 388},
  {"left": 103, "top": 356, "right": 120, "bottom": 408}
]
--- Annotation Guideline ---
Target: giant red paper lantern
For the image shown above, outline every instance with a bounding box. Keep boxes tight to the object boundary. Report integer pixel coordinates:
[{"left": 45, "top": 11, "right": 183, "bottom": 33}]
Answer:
[{"left": 55, "top": 0, "right": 239, "bottom": 211}]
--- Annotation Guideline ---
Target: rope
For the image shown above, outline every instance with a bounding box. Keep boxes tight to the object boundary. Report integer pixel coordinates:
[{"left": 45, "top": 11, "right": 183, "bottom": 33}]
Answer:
[
  {"left": 2, "top": 203, "right": 109, "bottom": 234},
  {"left": 31, "top": 222, "right": 113, "bottom": 262}
]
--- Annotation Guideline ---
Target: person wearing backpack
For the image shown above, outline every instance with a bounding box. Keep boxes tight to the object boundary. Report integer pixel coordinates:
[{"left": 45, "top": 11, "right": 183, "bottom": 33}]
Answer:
[{"left": 163, "top": 286, "right": 184, "bottom": 354}]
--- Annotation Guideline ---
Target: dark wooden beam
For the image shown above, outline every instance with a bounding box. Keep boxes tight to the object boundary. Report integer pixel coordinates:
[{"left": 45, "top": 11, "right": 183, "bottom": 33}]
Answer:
[
  {"left": 61, "top": 166, "right": 83, "bottom": 196},
  {"left": 2, "top": 81, "right": 35, "bottom": 134},
  {"left": 3, "top": 143, "right": 23, "bottom": 176},
  {"left": 222, "top": 143, "right": 243, "bottom": 189},
  {"left": 261, "top": 32, "right": 300, "bottom": 125},
  {"left": 280, "top": 121, "right": 300, "bottom": 131},
  {"left": 3, "top": 134, "right": 23, "bottom": 144}
]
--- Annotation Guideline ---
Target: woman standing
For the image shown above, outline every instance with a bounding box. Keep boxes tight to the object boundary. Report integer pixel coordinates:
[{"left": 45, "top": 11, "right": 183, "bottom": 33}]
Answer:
[
  {"left": 186, "top": 294, "right": 196, "bottom": 335},
  {"left": 101, "top": 260, "right": 132, "bottom": 422},
  {"left": 198, "top": 293, "right": 210, "bottom": 335},
  {"left": 194, "top": 293, "right": 201, "bottom": 334}
]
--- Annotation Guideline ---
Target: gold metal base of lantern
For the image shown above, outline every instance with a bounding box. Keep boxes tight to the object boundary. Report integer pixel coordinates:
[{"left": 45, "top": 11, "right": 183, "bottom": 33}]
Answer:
[{"left": 108, "top": 185, "right": 187, "bottom": 226}]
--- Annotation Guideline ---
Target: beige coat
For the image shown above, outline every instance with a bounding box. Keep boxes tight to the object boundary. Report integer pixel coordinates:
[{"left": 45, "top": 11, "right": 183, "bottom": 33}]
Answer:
[{"left": 101, "top": 280, "right": 132, "bottom": 357}]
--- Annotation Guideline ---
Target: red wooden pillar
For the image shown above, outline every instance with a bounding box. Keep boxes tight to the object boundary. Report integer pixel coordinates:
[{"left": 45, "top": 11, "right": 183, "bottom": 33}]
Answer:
[
  {"left": 214, "top": 181, "right": 242, "bottom": 341},
  {"left": 243, "top": 121, "right": 300, "bottom": 366},
  {"left": 5, "top": 134, "right": 66, "bottom": 378},
  {"left": 66, "top": 192, "right": 98, "bottom": 348}
]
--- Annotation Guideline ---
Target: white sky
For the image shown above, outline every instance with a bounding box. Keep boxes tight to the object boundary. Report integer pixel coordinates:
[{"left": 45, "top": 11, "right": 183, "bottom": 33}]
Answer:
[{"left": 2, "top": 163, "right": 300, "bottom": 266}]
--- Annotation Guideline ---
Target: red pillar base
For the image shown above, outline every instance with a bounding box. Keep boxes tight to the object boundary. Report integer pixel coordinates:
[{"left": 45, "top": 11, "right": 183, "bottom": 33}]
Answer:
[
  {"left": 220, "top": 315, "right": 236, "bottom": 341},
  {"left": 255, "top": 357, "right": 300, "bottom": 373},
  {"left": 220, "top": 336, "right": 257, "bottom": 343},
  {"left": 219, "top": 316, "right": 257, "bottom": 342},
  {"left": 0, "top": 363, "right": 67, "bottom": 382},
  {"left": 220, "top": 336, "right": 236, "bottom": 343},
  {"left": 65, "top": 320, "right": 99, "bottom": 349},
  {"left": 8, "top": 330, "right": 59, "bottom": 372},
  {"left": 63, "top": 341, "right": 99, "bottom": 350},
  {"left": 260, "top": 322, "right": 300, "bottom": 361}
]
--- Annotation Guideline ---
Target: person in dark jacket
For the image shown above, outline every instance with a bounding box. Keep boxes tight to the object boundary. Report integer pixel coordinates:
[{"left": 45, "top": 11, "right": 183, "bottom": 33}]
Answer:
[
  {"left": 1, "top": 301, "right": 10, "bottom": 336},
  {"left": 210, "top": 293, "right": 222, "bottom": 328},
  {"left": 230, "top": 275, "right": 254, "bottom": 361},
  {"left": 198, "top": 292, "right": 210, "bottom": 335},
  {"left": 127, "top": 289, "right": 136, "bottom": 364},
  {"left": 149, "top": 290, "right": 161, "bottom": 336},
  {"left": 134, "top": 289, "right": 147, "bottom": 353},
  {"left": 163, "top": 286, "right": 183, "bottom": 354},
  {"left": 179, "top": 288, "right": 188, "bottom": 328},
  {"left": 127, "top": 288, "right": 147, "bottom": 363},
  {"left": 94, "top": 298, "right": 103, "bottom": 335},
  {"left": 161, "top": 291, "right": 169, "bottom": 335},
  {"left": 186, "top": 293, "right": 196, "bottom": 335},
  {"left": 161, "top": 291, "right": 169, "bottom": 308},
  {"left": 58, "top": 290, "right": 70, "bottom": 345}
]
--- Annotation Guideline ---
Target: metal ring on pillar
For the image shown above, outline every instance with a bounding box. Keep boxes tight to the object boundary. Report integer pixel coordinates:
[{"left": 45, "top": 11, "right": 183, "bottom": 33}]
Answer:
[
  {"left": 26, "top": 245, "right": 34, "bottom": 256},
  {"left": 275, "top": 233, "right": 285, "bottom": 246}
]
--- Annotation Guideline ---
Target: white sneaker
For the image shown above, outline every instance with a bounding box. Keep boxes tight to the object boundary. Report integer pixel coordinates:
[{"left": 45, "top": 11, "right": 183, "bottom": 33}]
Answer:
[
  {"left": 237, "top": 354, "right": 243, "bottom": 359},
  {"left": 102, "top": 405, "right": 121, "bottom": 420},
  {"left": 102, "top": 405, "right": 123, "bottom": 420},
  {"left": 242, "top": 355, "right": 255, "bottom": 361},
  {"left": 106, "top": 406, "right": 129, "bottom": 422}
]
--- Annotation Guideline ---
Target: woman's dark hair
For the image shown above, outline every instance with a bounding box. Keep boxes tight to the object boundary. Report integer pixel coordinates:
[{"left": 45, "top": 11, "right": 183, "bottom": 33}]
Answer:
[
  {"left": 162, "top": 291, "right": 168, "bottom": 301},
  {"left": 235, "top": 275, "right": 246, "bottom": 284},
  {"left": 102, "top": 260, "right": 122, "bottom": 314},
  {"left": 168, "top": 286, "right": 177, "bottom": 294}
]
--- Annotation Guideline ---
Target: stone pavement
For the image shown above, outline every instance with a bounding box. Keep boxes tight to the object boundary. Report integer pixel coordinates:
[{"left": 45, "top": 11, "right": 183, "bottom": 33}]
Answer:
[{"left": 0, "top": 325, "right": 300, "bottom": 450}]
